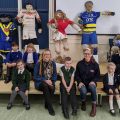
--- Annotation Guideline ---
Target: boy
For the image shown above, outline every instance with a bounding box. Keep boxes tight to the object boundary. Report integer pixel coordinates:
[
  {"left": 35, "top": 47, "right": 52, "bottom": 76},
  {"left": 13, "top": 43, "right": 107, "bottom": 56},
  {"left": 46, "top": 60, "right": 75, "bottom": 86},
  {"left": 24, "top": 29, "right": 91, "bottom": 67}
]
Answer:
[
  {"left": 5, "top": 42, "right": 22, "bottom": 83},
  {"left": 60, "top": 57, "right": 77, "bottom": 119},
  {"left": 7, "top": 60, "right": 30, "bottom": 110}
]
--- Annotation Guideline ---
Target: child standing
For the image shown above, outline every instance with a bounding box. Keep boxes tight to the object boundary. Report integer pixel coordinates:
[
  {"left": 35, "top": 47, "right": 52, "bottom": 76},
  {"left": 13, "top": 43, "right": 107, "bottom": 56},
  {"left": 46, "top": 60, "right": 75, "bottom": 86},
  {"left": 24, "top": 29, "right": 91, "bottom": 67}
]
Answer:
[
  {"left": 7, "top": 59, "right": 30, "bottom": 110},
  {"left": 23, "top": 43, "right": 38, "bottom": 77},
  {"left": 103, "top": 62, "right": 120, "bottom": 116},
  {"left": 5, "top": 42, "right": 22, "bottom": 83},
  {"left": 60, "top": 57, "right": 77, "bottom": 119}
]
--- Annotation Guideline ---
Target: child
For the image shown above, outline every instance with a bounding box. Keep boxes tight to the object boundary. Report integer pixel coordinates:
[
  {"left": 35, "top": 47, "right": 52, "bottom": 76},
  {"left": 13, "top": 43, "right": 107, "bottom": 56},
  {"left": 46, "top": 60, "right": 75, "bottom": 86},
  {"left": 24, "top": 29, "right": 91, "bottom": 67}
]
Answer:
[
  {"left": 5, "top": 42, "right": 22, "bottom": 83},
  {"left": 111, "top": 46, "right": 120, "bottom": 75},
  {"left": 23, "top": 43, "right": 38, "bottom": 77},
  {"left": 60, "top": 57, "right": 77, "bottom": 119},
  {"left": 0, "top": 54, "right": 3, "bottom": 79},
  {"left": 7, "top": 59, "right": 30, "bottom": 110},
  {"left": 103, "top": 62, "right": 120, "bottom": 116}
]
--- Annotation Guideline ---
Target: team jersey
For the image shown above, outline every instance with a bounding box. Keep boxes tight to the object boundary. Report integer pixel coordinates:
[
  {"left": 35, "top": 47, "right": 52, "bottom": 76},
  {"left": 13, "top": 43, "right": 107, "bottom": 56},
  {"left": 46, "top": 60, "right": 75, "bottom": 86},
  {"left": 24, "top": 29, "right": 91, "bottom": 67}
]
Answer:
[
  {"left": 49, "top": 19, "right": 74, "bottom": 35},
  {"left": 79, "top": 11, "right": 100, "bottom": 32},
  {"left": 0, "top": 22, "right": 16, "bottom": 42},
  {"left": 17, "top": 9, "right": 40, "bottom": 29}
]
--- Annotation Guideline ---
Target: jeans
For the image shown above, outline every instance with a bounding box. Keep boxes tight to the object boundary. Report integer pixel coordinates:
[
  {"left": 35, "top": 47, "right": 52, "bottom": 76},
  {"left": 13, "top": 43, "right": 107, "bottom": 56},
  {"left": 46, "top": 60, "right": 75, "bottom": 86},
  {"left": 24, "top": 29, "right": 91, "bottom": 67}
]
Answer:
[{"left": 79, "top": 84, "right": 97, "bottom": 102}]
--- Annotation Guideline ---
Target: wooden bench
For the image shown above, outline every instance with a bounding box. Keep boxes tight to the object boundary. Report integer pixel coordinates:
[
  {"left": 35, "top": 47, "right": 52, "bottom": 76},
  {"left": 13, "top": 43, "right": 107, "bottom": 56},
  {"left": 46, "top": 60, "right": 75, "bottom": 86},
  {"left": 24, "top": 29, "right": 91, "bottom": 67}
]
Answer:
[
  {"left": 0, "top": 80, "right": 106, "bottom": 105},
  {"left": 0, "top": 80, "right": 60, "bottom": 95}
]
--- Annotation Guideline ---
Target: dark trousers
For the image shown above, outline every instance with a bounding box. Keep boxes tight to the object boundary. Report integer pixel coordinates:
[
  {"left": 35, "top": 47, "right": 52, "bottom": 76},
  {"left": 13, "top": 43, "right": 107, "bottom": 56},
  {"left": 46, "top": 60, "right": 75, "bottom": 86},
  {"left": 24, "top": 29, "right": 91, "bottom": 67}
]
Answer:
[
  {"left": 26, "top": 63, "right": 34, "bottom": 76},
  {"left": 38, "top": 82, "right": 55, "bottom": 111},
  {"left": 9, "top": 90, "right": 29, "bottom": 104},
  {"left": 0, "top": 55, "right": 3, "bottom": 78},
  {"left": 60, "top": 83, "right": 77, "bottom": 111},
  {"left": 0, "top": 65, "right": 3, "bottom": 78},
  {"left": 6, "top": 67, "right": 15, "bottom": 80},
  {"left": 79, "top": 84, "right": 97, "bottom": 102}
]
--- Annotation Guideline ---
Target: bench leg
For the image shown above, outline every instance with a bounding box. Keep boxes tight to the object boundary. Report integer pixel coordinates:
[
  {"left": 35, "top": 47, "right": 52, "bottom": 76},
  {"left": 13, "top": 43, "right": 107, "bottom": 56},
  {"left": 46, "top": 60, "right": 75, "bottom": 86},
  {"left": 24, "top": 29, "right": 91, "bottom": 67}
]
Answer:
[
  {"left": 100, "top": 95, "right": 103, "bottom": 107},
  {"left": 59, "top": 92, "right": 61, "bottom": 105},
  {"left": 96, "top": 94, "right": 99, "bottom": 106}
]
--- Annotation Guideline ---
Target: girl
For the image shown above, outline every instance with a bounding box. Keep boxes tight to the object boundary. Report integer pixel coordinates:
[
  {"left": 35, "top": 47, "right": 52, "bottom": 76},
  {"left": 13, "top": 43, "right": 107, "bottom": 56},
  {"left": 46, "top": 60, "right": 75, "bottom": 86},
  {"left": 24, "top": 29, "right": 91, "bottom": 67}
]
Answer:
[
  {"left": 103, "top": 62, "right": 120, "bottom": 116},
  {"left": 23, "top": 43, "right": 38, "bottom": 77}
]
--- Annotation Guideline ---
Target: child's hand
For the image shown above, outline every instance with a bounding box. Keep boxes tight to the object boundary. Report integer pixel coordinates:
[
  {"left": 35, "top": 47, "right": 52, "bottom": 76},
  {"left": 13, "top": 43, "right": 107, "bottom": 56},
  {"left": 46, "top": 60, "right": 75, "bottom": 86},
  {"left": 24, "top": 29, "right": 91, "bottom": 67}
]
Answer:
[
  {"left": 15, "top": 87, "right": 19, "bottom": 92},
  {"left": 66, "top": 86, "right": 71, "bottom": 93},
  {"left": 11, "top": 63, "right": 16, "bottom": 67},
  {"left": 25, "top": 90, "right": 29, "bottom": 96},
  {"left": 6, "top": 63, "right": 12, "bottom": 67}
]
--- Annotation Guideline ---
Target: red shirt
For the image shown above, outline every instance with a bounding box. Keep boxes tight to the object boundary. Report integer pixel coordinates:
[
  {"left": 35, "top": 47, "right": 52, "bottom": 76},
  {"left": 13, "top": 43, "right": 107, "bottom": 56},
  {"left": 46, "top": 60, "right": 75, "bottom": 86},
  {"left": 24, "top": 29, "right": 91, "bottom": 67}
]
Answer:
[{"left": 49, "top": 19, "right": 74, "bottom": 34}]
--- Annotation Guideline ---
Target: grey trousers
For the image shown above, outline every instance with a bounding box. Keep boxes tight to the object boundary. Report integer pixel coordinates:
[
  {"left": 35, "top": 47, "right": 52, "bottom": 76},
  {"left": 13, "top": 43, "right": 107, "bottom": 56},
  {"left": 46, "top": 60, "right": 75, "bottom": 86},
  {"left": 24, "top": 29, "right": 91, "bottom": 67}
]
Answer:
[{"left": 9, "top": 90, "right": 29, "bottom": 104}]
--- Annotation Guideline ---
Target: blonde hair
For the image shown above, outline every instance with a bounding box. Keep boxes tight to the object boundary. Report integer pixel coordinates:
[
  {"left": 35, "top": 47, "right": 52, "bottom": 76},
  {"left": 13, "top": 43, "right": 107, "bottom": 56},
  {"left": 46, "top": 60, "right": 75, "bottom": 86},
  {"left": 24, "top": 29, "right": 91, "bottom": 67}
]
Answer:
[
  {"left": 39, "top": 49, "right": 52, "bottom": 75},
  {"left": 25, "top": 43, "right": 36, "bottom": 52},
  {"left": 107, "top": 62, "right": 116, "bottom": 70},
  {"left": 111, "top": 46, "right": 119, "bottom": 54}
]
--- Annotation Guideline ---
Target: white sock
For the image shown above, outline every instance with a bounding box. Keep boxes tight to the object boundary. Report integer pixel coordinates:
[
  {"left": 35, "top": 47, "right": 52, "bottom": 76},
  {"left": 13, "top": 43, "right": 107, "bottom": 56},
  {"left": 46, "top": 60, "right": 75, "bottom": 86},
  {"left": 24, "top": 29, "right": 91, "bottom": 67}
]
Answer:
[
  {"left": 117, "top": 100, "right": 120, "bottom": 109},
  {"left": 109, "top": 100, "right": 114, "bottom": 110}
]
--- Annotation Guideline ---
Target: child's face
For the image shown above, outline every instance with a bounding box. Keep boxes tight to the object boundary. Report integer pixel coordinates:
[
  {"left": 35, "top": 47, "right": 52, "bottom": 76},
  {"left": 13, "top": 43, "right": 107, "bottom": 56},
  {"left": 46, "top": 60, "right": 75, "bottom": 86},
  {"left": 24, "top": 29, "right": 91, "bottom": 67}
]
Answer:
[
  {"left": 108, "top": 66, "right": 116, "bottom": 74},
  {"left": 17, "top": 62, "right": 25, "bottom": 70},
  {"left": 27, "top": 47, "right": 33, "bottom": 53},
  {"left": 85, "top": 3, "right": 93, "bottom": 11},
  {"left": 12, "top": 45, "right": 18, "bottom": 51},
  {"left": 65, "top": 60, "right": 72, "bottom": 69},
  {"left": 26, "top": 4, "right": 33, "bottom": 12}
]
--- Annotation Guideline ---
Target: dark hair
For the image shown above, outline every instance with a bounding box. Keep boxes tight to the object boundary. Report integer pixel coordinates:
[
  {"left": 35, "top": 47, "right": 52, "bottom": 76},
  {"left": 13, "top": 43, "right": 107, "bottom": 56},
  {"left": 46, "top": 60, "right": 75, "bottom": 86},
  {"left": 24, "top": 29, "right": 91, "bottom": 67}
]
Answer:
[
  {"left": 64, "top": 57, "right": 72, "bottom": 62},
  {"left": 16, "top": 59, "right": 25, "bottom": 65},
  {"left": 12, "top": 42, "right": 18, "bottom": 47},
  {"left": 85, "top": 1, "right": 93, "bottom": 6}
]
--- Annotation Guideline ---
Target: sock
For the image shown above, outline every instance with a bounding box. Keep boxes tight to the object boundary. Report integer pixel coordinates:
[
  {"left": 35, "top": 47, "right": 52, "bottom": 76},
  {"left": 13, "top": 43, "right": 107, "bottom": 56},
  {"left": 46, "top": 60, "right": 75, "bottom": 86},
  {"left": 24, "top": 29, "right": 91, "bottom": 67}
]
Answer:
[
  {"left": 117, "top": 100, "right": 120, "bottom": 109},
  {"left": 109, "top": 100, "right": 114, "bottom": 110}
]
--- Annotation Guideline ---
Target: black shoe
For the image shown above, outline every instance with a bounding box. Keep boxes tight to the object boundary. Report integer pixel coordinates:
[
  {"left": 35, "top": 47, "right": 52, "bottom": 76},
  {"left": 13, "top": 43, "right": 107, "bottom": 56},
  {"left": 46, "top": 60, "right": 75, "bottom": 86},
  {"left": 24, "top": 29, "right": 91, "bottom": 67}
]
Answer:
[
  {"left": 119, "top": 109, "right": 120, "bottom": 113},
  {"left": 4, "top": 77, "right": 10, "bottom": 84},
  {"left": 72, "top": 109, "right": 77, "bottom": 116},
  {"left": 48, "top": 109, "right": 55, "bottom": 116},
  {"left": 63, "top": 110, "right": 69, "bottom": 119},
  {"left": 81, "top": 101, "right": 86, "bottom": 111},
  {"left": 109, "top": 109, "right": 116, "bottom": 116},
  {"left": 7, "top": 103, "right": 12, "bottom": 110},
  {"left": 26, "top": 104, "right": 30, "bottom": 110}
]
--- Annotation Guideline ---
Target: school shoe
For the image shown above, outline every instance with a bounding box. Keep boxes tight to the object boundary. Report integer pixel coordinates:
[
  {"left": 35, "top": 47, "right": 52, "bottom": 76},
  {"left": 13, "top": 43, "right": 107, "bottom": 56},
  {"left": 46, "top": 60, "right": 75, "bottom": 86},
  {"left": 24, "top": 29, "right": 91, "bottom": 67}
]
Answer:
[
  {"left": 63, "top": 109, "right": 69, "bottom": 119},
  {"left": 90, "top": 103, "right": 96, "bottom": 117},
  {"left": 48, "top": 106, "right": 55, "bottom": 116},
  {"left": 7, "top": 103, "right": 13, "bottom": 110},
  {"left": 26, "top": 104, "right": 30, "bottom": 110},
  {"left": 4, "top": 77, "right": 10, "bottom": 84},
  {"left": 109, "top": 109, "right": 116, "bottom": 116},
  {"left": 81, "top": 101, "right": 86, "bottom": 111},
  {"left": 71, "top": 109, "right": 77, "bottom": 116}
]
